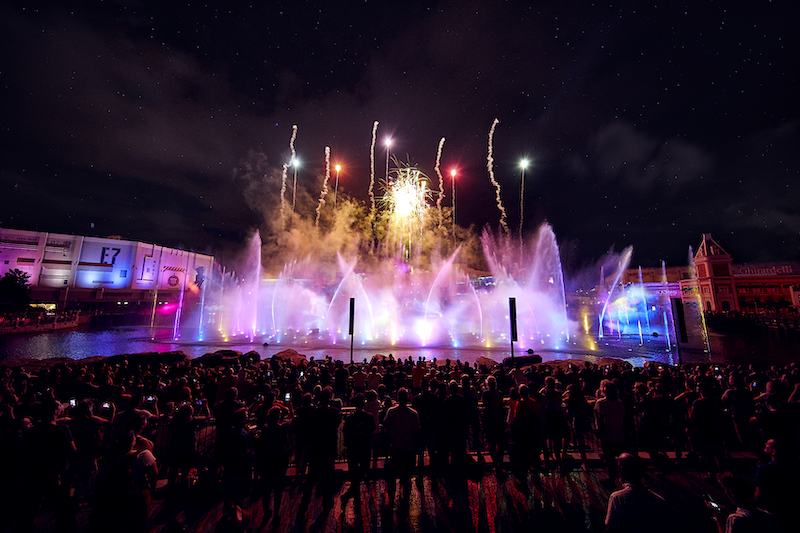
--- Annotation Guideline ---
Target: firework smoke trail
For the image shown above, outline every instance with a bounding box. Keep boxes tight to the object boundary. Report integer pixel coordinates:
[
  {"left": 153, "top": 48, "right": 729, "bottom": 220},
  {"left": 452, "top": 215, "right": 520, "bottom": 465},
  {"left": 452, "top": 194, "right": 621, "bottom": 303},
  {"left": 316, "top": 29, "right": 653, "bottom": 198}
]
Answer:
[
  {"left": 290, "top": 125, "right": 298, "bottom": 216},
  {"left": 279, "top": 125, "right": 298, "bottom": 230},
  {"left": 369, "top": 121, "right": 378, "bottom": 218},
  {"left": 434, "top": 137, "right": 445, "bottom": 230},
  {"left": 280, "top": 163, "right": 288, "bottom": 230},
  {"left": 487, "top": 118, "right": 508, "bottom": 233},
  {"left": 315, "top": 147, "right": 331, "bottom": 227}
]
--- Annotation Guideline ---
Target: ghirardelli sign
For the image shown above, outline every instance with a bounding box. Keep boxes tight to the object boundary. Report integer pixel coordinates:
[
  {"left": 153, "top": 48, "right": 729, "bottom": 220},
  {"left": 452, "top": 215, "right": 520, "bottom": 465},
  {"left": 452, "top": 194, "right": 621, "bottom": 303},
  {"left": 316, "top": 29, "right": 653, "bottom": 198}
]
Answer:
[{"left": 732, "top": 263, "right": 798, "bottom": 276}]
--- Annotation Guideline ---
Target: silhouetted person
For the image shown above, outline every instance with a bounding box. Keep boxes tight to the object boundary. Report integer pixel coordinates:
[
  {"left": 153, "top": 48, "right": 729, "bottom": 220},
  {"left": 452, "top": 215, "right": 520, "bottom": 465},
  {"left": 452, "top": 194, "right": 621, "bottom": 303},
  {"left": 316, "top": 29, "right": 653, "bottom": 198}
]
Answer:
[
  {"left": 565, "top": 383, "right": 592, "bottom": 465},
  {"left": 540, "top": 376, "right": 569, "bottom": 468},
  {"left": 167, "top": 402, "right": 209, "bottom": 496},
  {"left": 511, "top": 384, "right": 541, "bottom": 487},
  {"left": 213, "top": 387, "right": 246, "bottom": 474},
  {"left": 65, "top": 399, "right": 109, "bottom": 501},
  {"left": 721, "top": 374, "right": 755, "bottom": 447},
  {"left": 690, "top": 383, "right": 726, "bottom": 479},
  {"left": 222, "top": 411, "right": 251, "bottom": 513},
  {"left": 755, "top": 438, "right": 799, "bottom": 531},
  {"left": 112, "top": 393, "right": 156, "bottom": 439},
  {"left": 636, "top": 382, "right": 671, "bottom": 473},
  {"left": 302, "top": 388, "right": 340, "bottom": 509},
  {"left": 713, "top": 472, "right": 781, "bottom": 533},
  {"left": 481, "top": 375, "right": 507, "bottom": 471},
  {"left": 383, "top": 388, "right": 420, "bottom": 502},
  {"left": 255, "top": 406, "right": 290, "bottom": 527},
  {"left": 89, "top": 430, "right": 156, "bottom": 533},
  {"left": 16, "top": 398, "right": 77, "bottom": 533},
  {"left": 441, "top": 380, "right": 470, "bottom": 475},
  {"left": 605, "top": 453, "right": 678, "bottom": 533},
  {"left": 290, "top": 392, "right": 315, "bottom": 477},
  {"left": 341, "top": 393, "right": 375, "bottom": 504},
  {"left": 594, "top": 380, "right": 625, "bottom": 484}
]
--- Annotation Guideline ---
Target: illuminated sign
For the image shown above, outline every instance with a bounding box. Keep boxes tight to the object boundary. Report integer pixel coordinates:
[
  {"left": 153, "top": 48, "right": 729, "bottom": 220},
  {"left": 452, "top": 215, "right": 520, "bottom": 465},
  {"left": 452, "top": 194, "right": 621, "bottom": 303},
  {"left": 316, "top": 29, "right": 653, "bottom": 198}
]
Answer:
[{"left": 733, "top": 264, "right": 796, "bottom": 276}]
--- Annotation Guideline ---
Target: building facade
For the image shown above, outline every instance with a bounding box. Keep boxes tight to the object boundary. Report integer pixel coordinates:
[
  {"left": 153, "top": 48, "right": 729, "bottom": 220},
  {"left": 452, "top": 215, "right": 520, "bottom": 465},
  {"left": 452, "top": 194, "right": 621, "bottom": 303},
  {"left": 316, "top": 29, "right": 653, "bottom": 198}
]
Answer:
[
  {"left": 681, "top": 234, "right": 798, "bottom": 313},
  {"left": 0, "top": 227, "right": 214, "bottom": 310}
]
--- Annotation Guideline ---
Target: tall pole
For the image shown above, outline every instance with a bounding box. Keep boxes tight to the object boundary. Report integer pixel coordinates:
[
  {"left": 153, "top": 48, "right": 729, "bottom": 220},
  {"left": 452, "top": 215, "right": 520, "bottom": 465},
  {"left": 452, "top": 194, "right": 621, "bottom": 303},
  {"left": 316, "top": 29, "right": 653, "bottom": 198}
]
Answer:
[
  {"left": 385, "top": 138, "right": 392, "bottom": 184},
  {"left": 509, "top": 297, "right": 518, "bottom": 362},
  {"left": 519, "top": 159, "right": 528, "bottom": 244},
  {"left": 451, "top": 169, "right": 457, "bottom": 250},
  {"left": 334, "top": 164, "right": 341, "bottom": 208},
  {"left": 348, "top": 297, "right": 355, "bottom": 365}
]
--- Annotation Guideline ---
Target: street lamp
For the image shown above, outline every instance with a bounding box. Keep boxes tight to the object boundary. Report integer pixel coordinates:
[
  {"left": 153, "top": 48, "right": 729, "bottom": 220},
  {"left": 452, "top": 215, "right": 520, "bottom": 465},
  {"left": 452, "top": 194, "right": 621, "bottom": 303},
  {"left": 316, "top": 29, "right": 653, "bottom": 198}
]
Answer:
[
  {"left": 519, "top": 159, "right": 529, "bottom": 242},
  {"left": 385, "top": 138, "right": 393, "bottom": 184},
  {"left": 451, "top": 168, "right": 457, "bottom": 248},
  {"left": 334, "top": 164, "right": 341, "bottom": 208}
]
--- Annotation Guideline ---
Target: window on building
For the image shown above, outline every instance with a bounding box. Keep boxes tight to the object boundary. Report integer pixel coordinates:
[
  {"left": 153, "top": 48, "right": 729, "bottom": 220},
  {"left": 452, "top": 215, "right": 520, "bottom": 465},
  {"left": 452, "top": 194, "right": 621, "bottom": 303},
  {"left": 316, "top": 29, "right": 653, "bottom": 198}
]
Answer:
[{"left": 713, "top": 264, "right": 729, "bottom": 276}]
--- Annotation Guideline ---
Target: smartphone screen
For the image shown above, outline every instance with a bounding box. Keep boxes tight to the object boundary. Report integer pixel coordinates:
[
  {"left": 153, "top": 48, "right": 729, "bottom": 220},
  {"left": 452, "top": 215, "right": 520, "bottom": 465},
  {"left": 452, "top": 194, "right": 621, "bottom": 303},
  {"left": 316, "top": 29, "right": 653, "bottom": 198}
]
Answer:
[{"left": 705, "top": 494, "right": 722, "bottom": 513}]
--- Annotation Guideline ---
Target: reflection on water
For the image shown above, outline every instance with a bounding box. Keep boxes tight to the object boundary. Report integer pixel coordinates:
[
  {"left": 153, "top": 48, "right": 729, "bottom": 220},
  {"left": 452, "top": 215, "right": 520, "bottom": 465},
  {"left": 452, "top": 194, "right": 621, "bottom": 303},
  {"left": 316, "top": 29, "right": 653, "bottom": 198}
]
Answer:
[
  {"left": 0, "top": 325, "right": 795, "bottom": 367},
  {"left": 0, "top": 326, "right": 675, "bottom": 365}
]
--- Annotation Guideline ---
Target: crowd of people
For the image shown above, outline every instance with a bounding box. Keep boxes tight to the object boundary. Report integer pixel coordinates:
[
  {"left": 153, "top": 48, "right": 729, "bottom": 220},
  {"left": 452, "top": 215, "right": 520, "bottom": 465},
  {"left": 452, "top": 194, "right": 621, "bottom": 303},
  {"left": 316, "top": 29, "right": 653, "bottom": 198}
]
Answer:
[{"left": 1, "top": 352, "right": 799, "bottom": 532}]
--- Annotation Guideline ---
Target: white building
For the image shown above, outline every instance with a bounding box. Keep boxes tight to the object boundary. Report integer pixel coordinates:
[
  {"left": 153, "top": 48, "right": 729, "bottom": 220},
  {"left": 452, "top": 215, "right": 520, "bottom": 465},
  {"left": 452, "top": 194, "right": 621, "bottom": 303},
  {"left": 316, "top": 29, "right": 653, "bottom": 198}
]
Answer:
[{"left": 0, "top": 227, "right": 214, "bottom": 311}]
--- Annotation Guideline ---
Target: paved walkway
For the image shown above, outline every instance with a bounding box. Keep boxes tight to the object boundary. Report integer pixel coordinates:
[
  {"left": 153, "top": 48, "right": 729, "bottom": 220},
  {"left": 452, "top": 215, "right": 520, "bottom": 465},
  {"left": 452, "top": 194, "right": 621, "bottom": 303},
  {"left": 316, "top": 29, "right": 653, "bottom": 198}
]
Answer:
[{"left": 29, "top": 451, "right": 758, "bottom": 532}]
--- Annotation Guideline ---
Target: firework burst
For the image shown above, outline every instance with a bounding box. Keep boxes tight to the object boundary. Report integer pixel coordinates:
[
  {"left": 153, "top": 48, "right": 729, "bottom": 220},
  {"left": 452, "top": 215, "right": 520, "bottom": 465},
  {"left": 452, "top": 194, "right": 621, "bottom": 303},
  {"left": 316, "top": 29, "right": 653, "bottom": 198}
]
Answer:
[{"left": 381, "top": 163, "right": 433, "bottom": 252}]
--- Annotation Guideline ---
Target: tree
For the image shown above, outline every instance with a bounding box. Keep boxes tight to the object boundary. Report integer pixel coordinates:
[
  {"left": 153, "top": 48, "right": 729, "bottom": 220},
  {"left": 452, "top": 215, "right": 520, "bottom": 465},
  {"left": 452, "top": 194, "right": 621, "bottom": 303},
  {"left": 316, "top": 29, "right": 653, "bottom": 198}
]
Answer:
[{"left": 0, "top": 269, "right": 32, "bottom": 311}]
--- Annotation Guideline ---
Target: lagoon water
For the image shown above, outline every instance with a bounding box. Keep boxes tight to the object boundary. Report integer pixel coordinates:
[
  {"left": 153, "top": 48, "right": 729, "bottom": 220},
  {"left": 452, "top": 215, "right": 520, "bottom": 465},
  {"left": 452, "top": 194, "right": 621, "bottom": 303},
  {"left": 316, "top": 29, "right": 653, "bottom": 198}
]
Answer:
[
  {"left": 0, "top": 323, "right": 796, "bottom": 367},
  {"left": 0, "top": 326, "right": 680, "bottom": 367}
]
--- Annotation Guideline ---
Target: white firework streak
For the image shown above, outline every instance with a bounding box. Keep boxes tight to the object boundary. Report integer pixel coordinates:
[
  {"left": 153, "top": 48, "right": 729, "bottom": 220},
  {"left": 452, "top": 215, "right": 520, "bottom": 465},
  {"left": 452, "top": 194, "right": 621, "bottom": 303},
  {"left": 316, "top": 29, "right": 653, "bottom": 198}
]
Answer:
[
  {"left": 487, "top": 118, "right": 508, "bottom": 233},
  {"left": 315, "top": 146, "right": 331, "bottom": 227},
  {"left": 369, "top": 121, "right": 378, "bottom": 218},
  {"left": 279, "top": 125, "right": 298, "bottom": 230},
  {"left": 434, "top": 137, "right": 445, "bottom": 230},
  {"left": 290, "top": 125, "right": 298, "bottom": 159},
  {"left": 290, "top": 125, "right": 298, "bottom": 215}
]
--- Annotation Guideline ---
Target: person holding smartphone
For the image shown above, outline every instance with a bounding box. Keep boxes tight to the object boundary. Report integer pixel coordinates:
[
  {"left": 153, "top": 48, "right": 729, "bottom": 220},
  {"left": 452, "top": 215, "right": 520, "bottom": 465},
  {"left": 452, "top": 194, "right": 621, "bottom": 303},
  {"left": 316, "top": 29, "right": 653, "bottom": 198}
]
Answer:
[
  {"left": 711, "top": 473, "right": 781, "bottom": 533},
  {"left": 111, "top": 393, "right": 158, "bottom": 439},
  {"left": 605, "top": 453, "right": 679, "bottom": 532}
]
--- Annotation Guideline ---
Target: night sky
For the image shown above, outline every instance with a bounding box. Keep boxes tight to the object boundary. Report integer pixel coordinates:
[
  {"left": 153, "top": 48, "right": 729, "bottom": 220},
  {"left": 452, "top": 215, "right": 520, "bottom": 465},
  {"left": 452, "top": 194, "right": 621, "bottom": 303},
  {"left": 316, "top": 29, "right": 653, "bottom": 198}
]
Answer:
[{"left": 2, "top": 1, "right": 798, "bottom": 270}]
